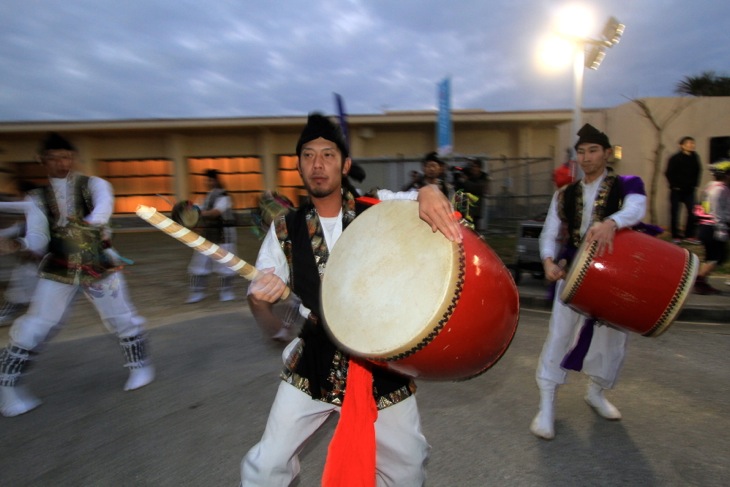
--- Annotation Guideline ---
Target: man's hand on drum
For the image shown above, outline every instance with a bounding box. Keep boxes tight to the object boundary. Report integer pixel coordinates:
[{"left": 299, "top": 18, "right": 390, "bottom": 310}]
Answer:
[
  {"left": 417, "top": 184, "right": 462, "bottom": 243},
  {"left": 249, "top": 267, "right": 287, "bottom": 304},
  {"left": 585, "top": 218, "right": 618, "bottom": 256}
]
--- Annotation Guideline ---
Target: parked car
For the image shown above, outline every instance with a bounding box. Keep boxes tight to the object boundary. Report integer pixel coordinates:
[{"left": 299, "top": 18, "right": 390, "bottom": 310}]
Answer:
[{"left": 512, "top": 220, "right": 545, "bottom": 284}]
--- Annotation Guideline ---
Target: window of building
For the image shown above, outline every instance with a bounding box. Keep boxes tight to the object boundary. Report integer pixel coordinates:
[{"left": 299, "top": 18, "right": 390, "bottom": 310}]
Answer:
[
  {"left": 277, "top": 155, "right": 306, "bottom": 206},
  {"left": 98, "top": 159, "right": 173, "bottom": 214},
  {"left": 188, "top": 156, "right": 263, "bottom": 209},
  {"left": 710, "top": 136, "right": 730, "bottom": 163}
]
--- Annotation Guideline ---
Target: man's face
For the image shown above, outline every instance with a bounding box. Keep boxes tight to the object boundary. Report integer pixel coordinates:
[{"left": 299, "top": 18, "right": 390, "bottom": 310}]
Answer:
[
  {"left": 40, "top": 150, "right": 75, "bottom": 178},
  {"left": 298, "top": 137, "right": 350, "bottom": 198},
  {"left": 423, "top": 160, "right": 440, "bottom": 179},
  {"left": 576, "top": 143, "right": 610, "bottom": 179},
  {"left": 681, "top": 139, "right": 696, "bottom": 153}
]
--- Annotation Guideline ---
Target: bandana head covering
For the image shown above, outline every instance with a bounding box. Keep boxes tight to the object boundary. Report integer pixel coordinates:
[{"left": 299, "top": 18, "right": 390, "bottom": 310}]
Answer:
[
  {"left": 39, "top": 132, "right": 76, "bottom": 153},
  {"left": 574, "top": 123, "right": 611, "bottom": 150},
  {"left": 296, "top": 112, "right": 349, "bottom": 158}
]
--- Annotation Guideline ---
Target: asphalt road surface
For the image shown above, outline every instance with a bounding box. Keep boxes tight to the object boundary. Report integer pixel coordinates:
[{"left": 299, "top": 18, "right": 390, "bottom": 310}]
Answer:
[
  {"left": 1, "top": 229, "right": 728, "bottom": 486},
  {"left": 1, "top": 304, "right": 728, "bottom": 487}
]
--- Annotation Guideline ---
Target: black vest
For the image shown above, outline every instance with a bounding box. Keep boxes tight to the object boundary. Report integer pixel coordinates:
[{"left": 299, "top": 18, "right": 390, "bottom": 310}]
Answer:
[
  {"left": 561, "top": 175, "right": 623, "bottom": 249},
  {"left": 283, "top": 202, "right": 413, "bottom": 403}
]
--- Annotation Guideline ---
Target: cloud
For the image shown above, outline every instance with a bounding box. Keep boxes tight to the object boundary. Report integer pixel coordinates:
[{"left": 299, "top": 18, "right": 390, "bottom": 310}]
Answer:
[{"left": 0, "top": 0, "right": 728, "bottom": 122}]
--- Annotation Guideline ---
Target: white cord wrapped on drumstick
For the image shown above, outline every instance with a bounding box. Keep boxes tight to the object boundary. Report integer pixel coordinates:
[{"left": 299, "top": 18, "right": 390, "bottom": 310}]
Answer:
[{"left": 135, "top": 205, "right": 290, "bottom": 299}]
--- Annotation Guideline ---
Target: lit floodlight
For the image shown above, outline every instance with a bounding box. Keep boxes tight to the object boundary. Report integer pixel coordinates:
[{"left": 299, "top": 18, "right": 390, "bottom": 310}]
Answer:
[
  {"left": 554, "top": 3, "right": 596, "bottom": 40},
  {"left": 601, "top": 16, "right": 625, "bottom": 45},
  {"left": 537, "top": 35, "right": 574, "bottom": 71},
  {"left": 585, "top": 45, "right": 607, "bottom": 70}
]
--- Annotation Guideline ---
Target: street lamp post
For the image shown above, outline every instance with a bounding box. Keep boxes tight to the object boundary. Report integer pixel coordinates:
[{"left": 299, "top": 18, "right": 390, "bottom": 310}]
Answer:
[
  {"left": 567, "top": 16, "right": 625, "bottom": 178},
  {"left": 572, "top": 45, "right": 585, "bottom": 155}
]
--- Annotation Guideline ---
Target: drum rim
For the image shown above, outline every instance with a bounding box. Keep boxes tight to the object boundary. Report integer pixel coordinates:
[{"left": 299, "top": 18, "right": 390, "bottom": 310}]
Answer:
[
  {"left": 380, "top": 243, "right": 466, "bottom": 361},
  {"left": 560, "top": 237, "right": 596, "bottom": 305},
  {"left": 643, "top": 249, "right": 698, "bottom": 336}
]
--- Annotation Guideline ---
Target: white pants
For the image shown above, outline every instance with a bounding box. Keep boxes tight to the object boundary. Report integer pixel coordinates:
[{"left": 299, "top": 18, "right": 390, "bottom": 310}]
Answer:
[
  {"left": 9, "top": 272, "right": 145, "bottom": 351},
  {"left": 4, "top": 261, "right": 38, "bottom": 305},
  {"left": 241, "top": 381, "right": 430, "bottom": 487},
  {"left": 536, "top": 279, "right": 628, "bottom": 389},
  {"left": 187, "top": 242, "right": 237, "bottom": 277}
]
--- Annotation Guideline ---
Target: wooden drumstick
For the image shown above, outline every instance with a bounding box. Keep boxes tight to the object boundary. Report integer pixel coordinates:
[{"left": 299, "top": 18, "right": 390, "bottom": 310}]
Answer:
[{"left": 135, "top": 205, "right": 290, "bottom": 299}]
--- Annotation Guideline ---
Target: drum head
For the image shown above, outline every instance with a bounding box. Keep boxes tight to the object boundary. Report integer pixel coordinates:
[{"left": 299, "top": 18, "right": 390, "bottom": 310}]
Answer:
[
  {"left": 171, "top": 200, "right": 200, "bottom": 228},
  {"left": 321, "top": 200, "right": 459, "bottom": 358}
]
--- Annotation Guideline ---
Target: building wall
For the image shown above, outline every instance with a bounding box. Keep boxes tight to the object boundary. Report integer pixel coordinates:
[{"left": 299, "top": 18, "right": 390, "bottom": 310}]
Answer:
[
  {"left": 1, "top": 96, "right": 729, "bottom": 231},
  {"left": 574, "top": 96, "right": 730, "bottom": 228}
]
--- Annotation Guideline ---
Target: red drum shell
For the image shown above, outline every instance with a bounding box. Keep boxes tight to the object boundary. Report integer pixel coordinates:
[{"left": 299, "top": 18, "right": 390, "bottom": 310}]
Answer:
[
  {"left": 320, "top": 200, "right": 519, "bottom": 381},
  {"left": 560, "top": 230, "right": 698, "bottom": 337}
]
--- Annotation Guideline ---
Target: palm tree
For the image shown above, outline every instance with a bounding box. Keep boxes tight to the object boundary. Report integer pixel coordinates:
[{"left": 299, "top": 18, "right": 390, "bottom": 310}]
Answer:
[{"left": 675, "top": 71, "right": 730, "bottom": 96}]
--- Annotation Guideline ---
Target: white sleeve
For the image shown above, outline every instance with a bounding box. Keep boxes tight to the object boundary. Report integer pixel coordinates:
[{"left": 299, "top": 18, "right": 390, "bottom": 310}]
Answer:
[
  {"left": 248, "top": 222, "right": 289, "bottom": 294},
  {"left": 19, "top": 194, "right": 50, "bottom": 255},
  {"left": 85, "top": 176, "right": 114, "bottom": 226},
  {"left": 539, "top": 191, "right": 561, "bottom": 261},
  {"left": 607, "top": 193, "right": 646, "bottom": 229}
]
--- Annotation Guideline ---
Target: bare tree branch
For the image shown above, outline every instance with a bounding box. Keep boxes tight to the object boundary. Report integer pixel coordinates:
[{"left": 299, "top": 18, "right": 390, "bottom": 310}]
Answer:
[{"left": 627, "top": 97, "right": 694, "bottom": 224}]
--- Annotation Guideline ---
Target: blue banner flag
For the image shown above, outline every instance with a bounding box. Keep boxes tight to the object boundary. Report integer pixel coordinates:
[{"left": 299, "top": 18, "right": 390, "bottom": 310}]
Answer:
[
  {"left": 333, "top": 93, "right": 350, "bottom": 151},
  {"left": 437, "top": 78, "right": 452, "bottom": 155}
]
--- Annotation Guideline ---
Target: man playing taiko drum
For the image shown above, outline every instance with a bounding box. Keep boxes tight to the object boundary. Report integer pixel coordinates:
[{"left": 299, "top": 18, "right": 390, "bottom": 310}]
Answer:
[
  {"left": 240, "top": 113, "right": 461, "bottom": 486},
  {"left": 531, "top": 123, "right": 647, "bottom": 440}
]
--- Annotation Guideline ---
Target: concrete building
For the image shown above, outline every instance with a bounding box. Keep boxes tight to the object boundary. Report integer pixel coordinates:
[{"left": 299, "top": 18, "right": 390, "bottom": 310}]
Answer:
[{"left": 1, "top": 96, "right": 728, "bottom": 233}]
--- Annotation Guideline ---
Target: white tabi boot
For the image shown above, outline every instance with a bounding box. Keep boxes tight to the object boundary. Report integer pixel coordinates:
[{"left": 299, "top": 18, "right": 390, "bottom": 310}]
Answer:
[
  {"left": 585, "top": 381, "right": 622, "bottom": 420},
  {"left": 124, "top": 365, "right": 155, "bottom": 391},
  {"left": 218, "top": 276, "right": 235, "bottom": 302},
  {"left": 0, "top": 385, "right": 41, "bottom": 418},
  {"left": 120, "top": 335, "right": 155, "bottom": 391},
  {"left": 185, "top": 275, "right": 208, "bottom": 304},
  {"left": 0, "top": 345, "right": 41, "bottom": 417},
  {"left": 530, "top": 379, "right": 557, "bottom": 440}
]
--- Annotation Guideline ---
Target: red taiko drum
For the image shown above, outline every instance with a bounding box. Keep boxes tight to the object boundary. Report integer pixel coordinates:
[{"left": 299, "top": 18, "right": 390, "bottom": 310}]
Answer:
[
  {"left": 560, "top": 229, "right": 699, "bottom": 337},
  {"left": 320, "top": 200, "right": 520, "bottom": 381}
]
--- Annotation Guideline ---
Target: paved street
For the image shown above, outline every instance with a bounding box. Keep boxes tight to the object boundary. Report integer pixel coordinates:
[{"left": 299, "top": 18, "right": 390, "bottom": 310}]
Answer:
[{"left": 0, "top": 229, "right": 729, "bottom": 486}]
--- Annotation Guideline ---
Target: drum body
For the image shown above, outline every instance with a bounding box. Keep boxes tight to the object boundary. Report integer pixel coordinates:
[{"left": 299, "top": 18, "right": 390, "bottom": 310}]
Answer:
[
  {"left": 321, "top": 200, "right": 519, "bottom": 381},
  {"left": 560, "top": 230, "right": 698, "bottom": 337}
]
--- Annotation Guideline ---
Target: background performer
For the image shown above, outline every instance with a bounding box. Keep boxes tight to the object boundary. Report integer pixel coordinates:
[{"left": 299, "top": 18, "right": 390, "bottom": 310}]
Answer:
[{"left": 530, "top": 124, "right": 646, "bottom": 440}]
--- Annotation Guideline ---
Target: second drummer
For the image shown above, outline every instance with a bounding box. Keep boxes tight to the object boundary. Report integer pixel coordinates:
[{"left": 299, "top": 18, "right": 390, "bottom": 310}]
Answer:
[
  {"left": 240, "top": 112, "right": 460, "bottom": 486},
  {"left": 530, "top": 123, "right": 647, "bottom": 440},
  {"left": 184, "top": 169, "right": 238, "bottom": 303}
]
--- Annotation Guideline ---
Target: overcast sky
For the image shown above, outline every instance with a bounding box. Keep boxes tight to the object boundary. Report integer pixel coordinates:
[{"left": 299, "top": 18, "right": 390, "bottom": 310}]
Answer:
[{"left": 1, "top": 0, "right": 727, "bottom": 122}]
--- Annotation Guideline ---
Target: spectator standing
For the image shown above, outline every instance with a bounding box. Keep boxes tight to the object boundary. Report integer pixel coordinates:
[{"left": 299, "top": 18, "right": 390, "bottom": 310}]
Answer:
[
  {"left": 405, "top": 152, "right": 450, "bottom": 197},
  {"left": 665, "top": 136, "right": 702, "bottom": 244},
  {"left": 693, "top": 161, "right": 730, "bottom": 294},
  {"left": 453, "top": 157, "right": 489, "bottom": 232}
]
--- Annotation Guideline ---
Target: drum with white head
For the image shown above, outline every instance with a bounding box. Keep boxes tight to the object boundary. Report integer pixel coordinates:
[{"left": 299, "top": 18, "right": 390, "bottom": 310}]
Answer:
[{"left": 321, "top": 200, "right": 519, "bottom": 380}]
